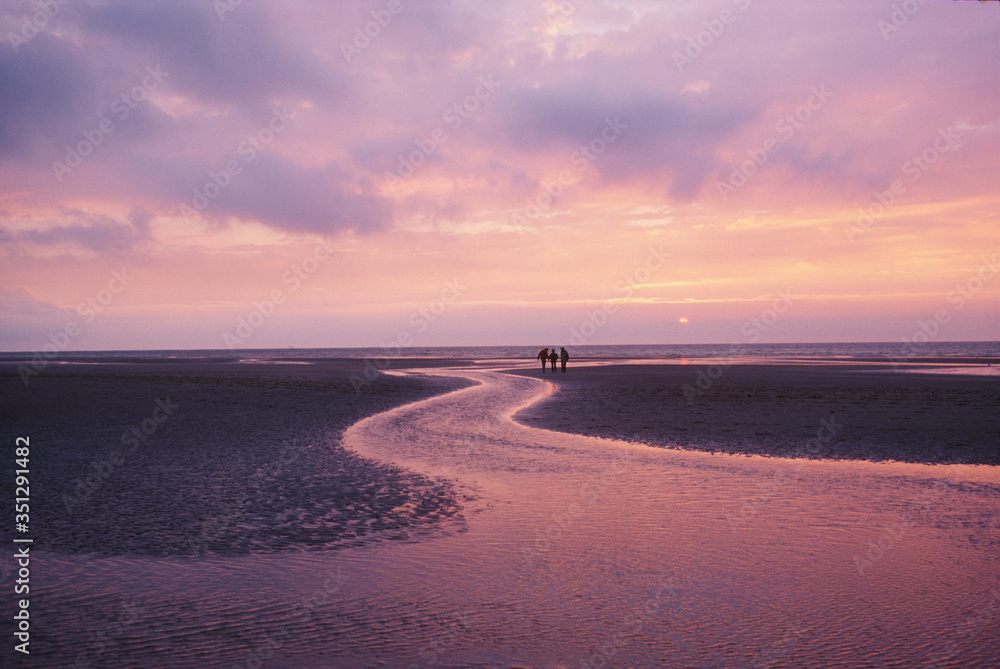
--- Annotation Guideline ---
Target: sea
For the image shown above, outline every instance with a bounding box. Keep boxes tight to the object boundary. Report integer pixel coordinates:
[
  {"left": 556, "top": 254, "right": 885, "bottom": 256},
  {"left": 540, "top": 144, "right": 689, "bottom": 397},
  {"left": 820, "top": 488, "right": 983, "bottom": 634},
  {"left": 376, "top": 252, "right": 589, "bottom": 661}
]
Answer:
[{"left": 2, "top": 340, "right": 998, "bottom": 362}]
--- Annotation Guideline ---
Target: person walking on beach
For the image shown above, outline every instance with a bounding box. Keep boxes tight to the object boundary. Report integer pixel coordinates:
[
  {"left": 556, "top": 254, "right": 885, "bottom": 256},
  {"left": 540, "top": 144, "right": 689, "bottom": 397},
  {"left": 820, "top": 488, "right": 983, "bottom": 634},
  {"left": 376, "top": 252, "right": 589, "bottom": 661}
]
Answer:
[
  {"left": 560, "top": 347, "right": 569, "bottom": 373},
  {"left": 549, "top": 348, "right": 558, "bottom": 372},
  {"left": 537, "top": 347, "right": 549, "bottom": 373}
]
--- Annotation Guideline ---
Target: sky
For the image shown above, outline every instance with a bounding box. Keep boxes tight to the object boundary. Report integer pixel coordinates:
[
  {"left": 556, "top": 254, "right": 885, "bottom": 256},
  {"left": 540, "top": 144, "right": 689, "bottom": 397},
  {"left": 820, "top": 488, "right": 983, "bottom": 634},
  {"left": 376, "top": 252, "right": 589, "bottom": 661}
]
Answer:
[{"left": 1, "top": 0, "right": 997, "bottom": 351}]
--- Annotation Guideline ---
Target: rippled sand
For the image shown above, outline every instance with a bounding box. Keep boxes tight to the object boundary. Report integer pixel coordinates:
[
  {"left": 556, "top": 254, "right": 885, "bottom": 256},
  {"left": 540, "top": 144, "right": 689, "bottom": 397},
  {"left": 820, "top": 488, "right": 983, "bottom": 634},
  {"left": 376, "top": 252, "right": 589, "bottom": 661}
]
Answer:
[
  {"left": 8, "top": 362, "right": 1000, "bottom": 667},
  {"left": 513, "top": 361, "right": 1000, "bottom": 465}
]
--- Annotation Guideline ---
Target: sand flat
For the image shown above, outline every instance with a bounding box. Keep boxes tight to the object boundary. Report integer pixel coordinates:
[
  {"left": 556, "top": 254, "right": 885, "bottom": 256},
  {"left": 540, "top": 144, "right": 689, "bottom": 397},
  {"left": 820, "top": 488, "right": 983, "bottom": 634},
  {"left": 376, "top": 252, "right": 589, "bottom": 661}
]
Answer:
[
  {"left": 332, "top": 365, "right": 1000, "bottom": 667},
  {"left": 5, "top": 359, "right": 998, "bottom": 667},
  {"left": 511, "top": 360, "right": 1000, "bottom": 465}
]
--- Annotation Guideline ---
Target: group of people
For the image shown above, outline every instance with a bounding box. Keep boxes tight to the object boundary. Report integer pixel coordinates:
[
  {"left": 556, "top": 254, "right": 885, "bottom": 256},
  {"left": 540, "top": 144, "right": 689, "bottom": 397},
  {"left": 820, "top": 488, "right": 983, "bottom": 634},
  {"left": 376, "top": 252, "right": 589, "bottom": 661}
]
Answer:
[{"left": 537, "top": 347, "right": 569, "bottom": 373}]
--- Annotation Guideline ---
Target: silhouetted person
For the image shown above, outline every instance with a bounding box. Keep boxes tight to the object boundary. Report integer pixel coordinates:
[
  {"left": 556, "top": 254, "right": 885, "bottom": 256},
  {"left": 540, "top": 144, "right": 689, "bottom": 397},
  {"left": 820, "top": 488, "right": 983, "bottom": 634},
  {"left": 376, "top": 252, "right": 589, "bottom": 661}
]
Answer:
[
  {"left": 537, "top": 347, "right": 549, "bottom": 372},
  {"left": 560, "top": 347, "right": 569, "bottom": 372},
  {"left": 549, "top": 348, "right": 558, "bottom": 371}
]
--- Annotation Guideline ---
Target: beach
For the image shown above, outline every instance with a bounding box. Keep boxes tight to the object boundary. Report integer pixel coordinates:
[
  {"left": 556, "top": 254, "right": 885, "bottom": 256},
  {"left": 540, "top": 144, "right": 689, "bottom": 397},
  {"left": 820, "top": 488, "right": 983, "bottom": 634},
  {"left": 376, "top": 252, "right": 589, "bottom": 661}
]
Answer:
[
  {"left": 2, "top": 355, "right": 998, "bottom": 667},
  {"left": 512, "top": 360, "right": 1000, "bottom": 465},
  {"left": 1, "top": 360, "right": 474, "bottom": 559}
]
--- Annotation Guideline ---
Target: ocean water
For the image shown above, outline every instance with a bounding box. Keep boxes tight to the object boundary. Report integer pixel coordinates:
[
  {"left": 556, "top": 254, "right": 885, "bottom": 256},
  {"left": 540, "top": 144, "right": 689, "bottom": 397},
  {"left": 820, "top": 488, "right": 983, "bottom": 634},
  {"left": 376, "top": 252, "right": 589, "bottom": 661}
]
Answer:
[{"left": 3, "top": 340, "right": 999, "bottom": 362}]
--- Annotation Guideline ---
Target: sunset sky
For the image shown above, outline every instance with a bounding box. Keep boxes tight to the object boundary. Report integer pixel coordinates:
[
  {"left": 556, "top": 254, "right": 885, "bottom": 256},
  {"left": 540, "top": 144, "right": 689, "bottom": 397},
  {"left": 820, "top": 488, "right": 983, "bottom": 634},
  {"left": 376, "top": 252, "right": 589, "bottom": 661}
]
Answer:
[{"left": 1, "top": 0, "right": 997, "bottom": 351}]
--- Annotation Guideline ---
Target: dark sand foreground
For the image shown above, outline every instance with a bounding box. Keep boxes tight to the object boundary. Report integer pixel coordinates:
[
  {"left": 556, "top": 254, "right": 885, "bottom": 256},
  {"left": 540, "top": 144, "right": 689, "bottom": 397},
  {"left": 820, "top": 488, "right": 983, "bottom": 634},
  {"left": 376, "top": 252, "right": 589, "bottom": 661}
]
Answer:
[
  {"left": 2, "top": 358, "right": 998, "bottom": 668},
  {"left": 1, "top": 360, "right": 473, "bottom": 557},
  {"left": 511, "top": 362, "right": 1000, "bottom": 465}
]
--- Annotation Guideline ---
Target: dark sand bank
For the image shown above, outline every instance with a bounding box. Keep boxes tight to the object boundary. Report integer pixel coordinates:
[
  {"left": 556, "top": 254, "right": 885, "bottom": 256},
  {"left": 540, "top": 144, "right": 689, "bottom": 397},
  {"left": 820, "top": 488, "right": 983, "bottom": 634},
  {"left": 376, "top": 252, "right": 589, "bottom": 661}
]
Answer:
[
  {"left": 1, "top": 360, "right": 474, "bottom": 557},
  {"left": 510, "top": 362, "right": 1000, "bottom": 465}
]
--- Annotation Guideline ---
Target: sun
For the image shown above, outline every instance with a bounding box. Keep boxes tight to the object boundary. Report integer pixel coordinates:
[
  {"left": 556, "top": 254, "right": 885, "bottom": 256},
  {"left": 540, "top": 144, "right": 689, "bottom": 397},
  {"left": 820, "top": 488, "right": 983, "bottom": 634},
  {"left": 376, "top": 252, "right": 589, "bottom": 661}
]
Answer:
[{"left": 678, "top": 317, "right": 689, "bottom": 324}]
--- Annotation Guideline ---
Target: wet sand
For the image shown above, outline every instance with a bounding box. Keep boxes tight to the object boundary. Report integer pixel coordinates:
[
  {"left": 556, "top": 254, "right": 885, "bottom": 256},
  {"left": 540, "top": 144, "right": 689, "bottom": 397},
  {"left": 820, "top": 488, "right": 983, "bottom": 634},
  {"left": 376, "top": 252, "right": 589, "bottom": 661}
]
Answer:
[
  {"left": 0, "top": 360, "right": 474, "bottom": 557},
  {"left": 3, "top": 358, "right": 998, "bottom": 667},
  {"left": 511, "top": 362, "right": 1000, "bottom": 465},
  {"left": 337, "top": 367, "right": 1000, "bottom": 667}
]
